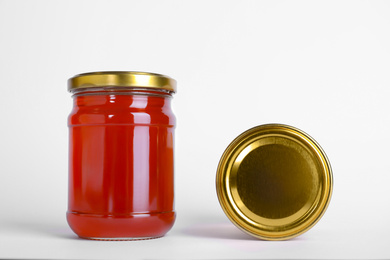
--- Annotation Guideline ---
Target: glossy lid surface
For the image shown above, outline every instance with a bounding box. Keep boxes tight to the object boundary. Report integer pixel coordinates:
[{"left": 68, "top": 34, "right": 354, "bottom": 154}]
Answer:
[
  {"left": 68, "top": 71, "right": 176, "bottom": 93},
  {"left": 216, "top": 124, "right": 333, "bottom": 240}
]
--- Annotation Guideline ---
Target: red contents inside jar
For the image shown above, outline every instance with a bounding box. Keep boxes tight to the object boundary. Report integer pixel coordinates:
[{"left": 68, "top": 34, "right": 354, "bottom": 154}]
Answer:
[{"left": 67, "top": 76, "right": 176, "bottom": 240}]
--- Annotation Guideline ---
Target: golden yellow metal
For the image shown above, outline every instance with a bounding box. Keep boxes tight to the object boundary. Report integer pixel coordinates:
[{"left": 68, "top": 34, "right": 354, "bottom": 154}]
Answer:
[
  {"left": 216, "top": 124, "right": 333, "bottom": 240},
  {"left": 68, "top": 71, "right": 176, "bottom": 93}
]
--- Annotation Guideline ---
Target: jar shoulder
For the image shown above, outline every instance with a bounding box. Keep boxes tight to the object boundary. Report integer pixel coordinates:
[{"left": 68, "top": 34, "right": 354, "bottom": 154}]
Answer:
[
  {"left": 69, "top": 108, "right": 175, "bottom": 126},
  {"left": 68, "top": 95, "right": 175, "bottom": 126}
]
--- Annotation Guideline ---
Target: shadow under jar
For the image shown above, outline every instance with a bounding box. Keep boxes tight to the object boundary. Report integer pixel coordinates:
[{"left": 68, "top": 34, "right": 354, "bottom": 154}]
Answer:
[{"left": 67, "top": 72, "right": 176, "bottom": 240}]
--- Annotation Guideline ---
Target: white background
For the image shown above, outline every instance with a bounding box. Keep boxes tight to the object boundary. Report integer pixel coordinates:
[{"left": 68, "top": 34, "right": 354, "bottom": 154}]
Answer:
[{"left": 1, "top": 0, "right": 390, "bottom": 259}]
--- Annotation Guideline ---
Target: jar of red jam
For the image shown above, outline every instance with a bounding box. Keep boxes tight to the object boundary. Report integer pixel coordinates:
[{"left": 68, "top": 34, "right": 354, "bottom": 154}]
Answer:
[{"left": 67, "top": 71, "right": 176, "bottom": 240}]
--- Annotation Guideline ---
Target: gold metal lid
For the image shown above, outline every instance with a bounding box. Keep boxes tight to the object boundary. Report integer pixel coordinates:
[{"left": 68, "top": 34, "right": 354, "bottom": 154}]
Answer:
[
  {"left": 68, "top": 71, "right": 176, "bottom": 93},
  {"left": 216, "top": 124, "right": 333, "bottom": 240}
]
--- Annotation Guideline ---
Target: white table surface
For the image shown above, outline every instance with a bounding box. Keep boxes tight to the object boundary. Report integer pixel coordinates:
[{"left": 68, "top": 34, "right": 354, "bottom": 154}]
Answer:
[{"left": 1, "top": 206, "right": 389, "bottom": 259}]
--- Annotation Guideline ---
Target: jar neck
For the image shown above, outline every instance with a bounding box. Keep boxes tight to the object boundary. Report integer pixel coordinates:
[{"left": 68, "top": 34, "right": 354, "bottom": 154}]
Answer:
[
  {"left": 71, "top": 87, "right": 173, "bottom": 111},
  {"left": 71, "top": 87, "right": 174, "bottom": 98}
]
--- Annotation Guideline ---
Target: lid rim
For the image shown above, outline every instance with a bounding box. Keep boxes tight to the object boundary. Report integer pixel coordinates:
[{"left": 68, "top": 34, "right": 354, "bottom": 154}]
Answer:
[{"left": 68, "top": 71, "right": 177, "bottom": 93}]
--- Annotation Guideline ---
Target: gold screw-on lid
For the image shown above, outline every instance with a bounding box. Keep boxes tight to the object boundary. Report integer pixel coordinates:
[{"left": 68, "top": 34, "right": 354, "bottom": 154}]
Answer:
[
  {"left": 216, "top": 124, "right": 333, "bottom": 240},
  {"left": 68, "top": 71, "right": 176, "bottom": 93}
]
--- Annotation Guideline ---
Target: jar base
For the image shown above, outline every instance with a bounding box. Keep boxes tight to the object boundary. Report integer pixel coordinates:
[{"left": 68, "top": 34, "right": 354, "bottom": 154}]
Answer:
[
  {"left": 67, "top": 211, "right": 175, "bottom": 240},
  {"left": 80, "top": 236, "right": 162, "bottom": 241}
]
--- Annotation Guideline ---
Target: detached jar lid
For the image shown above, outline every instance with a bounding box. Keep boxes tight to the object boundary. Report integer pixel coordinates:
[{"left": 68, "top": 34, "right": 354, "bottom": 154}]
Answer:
[
  {"left": 68, "top": 71, "right": 177, "bottom": 93},
  {"left": 216, "top": 124, "right": 333, "bottom": 240}
]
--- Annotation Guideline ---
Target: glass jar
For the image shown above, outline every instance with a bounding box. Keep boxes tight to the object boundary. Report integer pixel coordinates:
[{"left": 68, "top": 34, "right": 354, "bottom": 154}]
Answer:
[{"left": 67, "top": 71, "right": 176, "bottom": 240}]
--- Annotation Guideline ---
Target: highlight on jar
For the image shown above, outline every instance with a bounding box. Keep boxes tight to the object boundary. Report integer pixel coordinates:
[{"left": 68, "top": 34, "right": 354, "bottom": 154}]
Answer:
[{"left": 67, "top": 71, "right": 176, "bottom": 240}]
